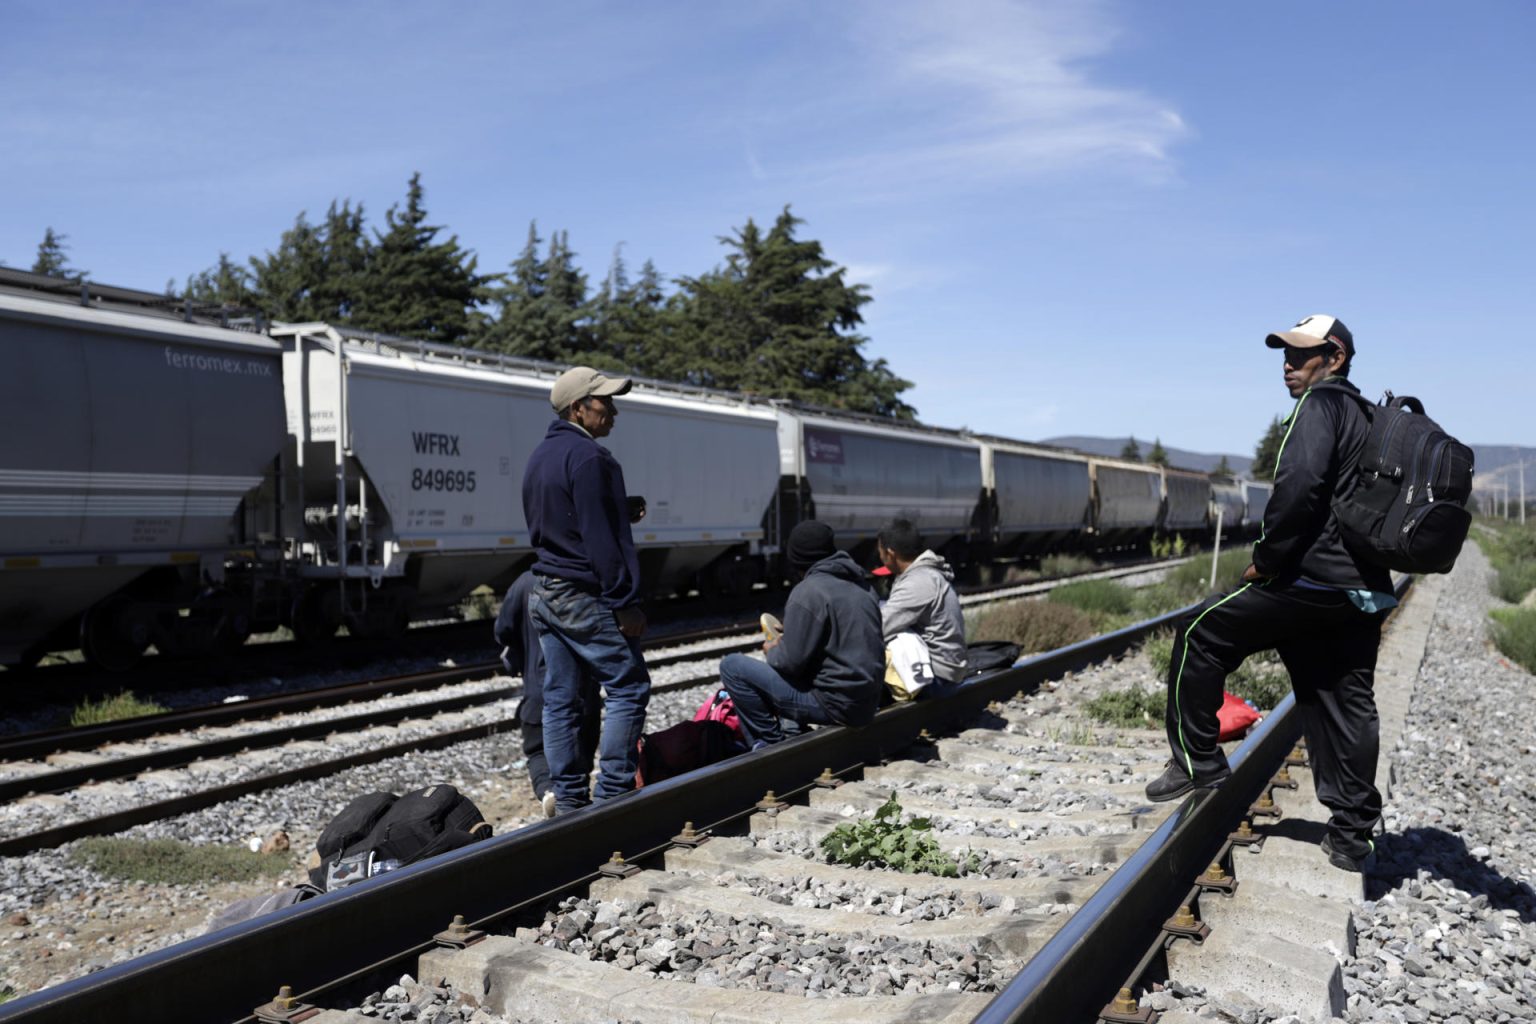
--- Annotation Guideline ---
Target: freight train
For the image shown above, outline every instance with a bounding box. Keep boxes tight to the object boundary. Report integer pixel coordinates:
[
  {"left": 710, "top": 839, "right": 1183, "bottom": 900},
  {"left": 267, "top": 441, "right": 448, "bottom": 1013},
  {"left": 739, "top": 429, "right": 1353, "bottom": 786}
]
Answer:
[{"left": 0, "top": 269, "right": 1273, "bottom": 670}]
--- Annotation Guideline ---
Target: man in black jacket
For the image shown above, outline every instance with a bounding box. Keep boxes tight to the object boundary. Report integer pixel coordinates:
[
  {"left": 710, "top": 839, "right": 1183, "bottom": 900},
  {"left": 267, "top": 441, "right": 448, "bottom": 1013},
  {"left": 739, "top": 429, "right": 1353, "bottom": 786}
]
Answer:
[
  {"left": 719, "top": 521, "right": 883, "bottom": 746},
  {"left": 522, "top": 366, "right": 650, "bottom": 813},
  {"left": 1148, "top": 315, "right": 1395, "bottom": 872}
]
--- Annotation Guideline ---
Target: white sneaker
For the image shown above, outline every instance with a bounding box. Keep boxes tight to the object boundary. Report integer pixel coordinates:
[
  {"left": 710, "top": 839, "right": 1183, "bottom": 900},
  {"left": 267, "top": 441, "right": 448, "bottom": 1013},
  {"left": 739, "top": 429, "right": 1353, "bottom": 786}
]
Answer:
[{"left": 540, "top": 790, "right": 557, "bottom": 819}]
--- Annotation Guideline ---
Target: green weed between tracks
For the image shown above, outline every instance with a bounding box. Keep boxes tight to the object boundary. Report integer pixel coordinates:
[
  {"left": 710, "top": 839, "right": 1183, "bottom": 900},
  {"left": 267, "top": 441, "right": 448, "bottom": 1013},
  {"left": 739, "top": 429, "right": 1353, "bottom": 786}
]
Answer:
[
  {"left": 70, "top": 691, "right": 168, "bottom": 727},
  {"left": 819, "top": 793, "right": 978, "bottom": 877},
  {"left": 1492, "top": 608, "right": 1536, "bottom": 675},
  {"left": 70, "top": 838, "right": 292, "bottom": 885}
]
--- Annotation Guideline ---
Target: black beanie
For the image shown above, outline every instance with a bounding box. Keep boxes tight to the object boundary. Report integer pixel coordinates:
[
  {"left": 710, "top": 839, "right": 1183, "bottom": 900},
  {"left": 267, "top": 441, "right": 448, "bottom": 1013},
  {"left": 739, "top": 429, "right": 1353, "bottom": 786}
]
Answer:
[{"left": 786, "top": 520, "right": 836, "bottom": 572}]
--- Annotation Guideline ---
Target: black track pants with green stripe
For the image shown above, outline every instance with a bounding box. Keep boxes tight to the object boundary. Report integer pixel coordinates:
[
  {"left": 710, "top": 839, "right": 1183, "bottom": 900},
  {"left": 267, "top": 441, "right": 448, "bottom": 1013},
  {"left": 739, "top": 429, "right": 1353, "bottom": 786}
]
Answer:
[{"left": 1165, "top": 582, "right": 1384, "bottom": 853}]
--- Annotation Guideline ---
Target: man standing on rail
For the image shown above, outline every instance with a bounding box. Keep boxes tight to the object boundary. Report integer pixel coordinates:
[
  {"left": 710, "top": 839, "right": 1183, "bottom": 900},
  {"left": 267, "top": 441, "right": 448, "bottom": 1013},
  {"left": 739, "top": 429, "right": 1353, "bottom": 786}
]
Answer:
[
  {"left": 1147, "top": 315, "right": 1395, "bottom": 873},
  {"left": 719, "top": 520, "right": 883, "bottom": 745},
  {"left": 522, "top": 367, "right": 650, "bottom": 814}
]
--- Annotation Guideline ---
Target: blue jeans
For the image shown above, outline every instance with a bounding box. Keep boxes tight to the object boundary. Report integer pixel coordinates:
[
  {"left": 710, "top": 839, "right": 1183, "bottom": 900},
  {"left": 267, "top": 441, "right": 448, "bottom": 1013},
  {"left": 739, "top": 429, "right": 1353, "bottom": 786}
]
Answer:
[
  {"left": 528, "top": 575, "right": 650, "bottom": 811},
  {"left": 719, "top": 653, "right": 837, "bottom": 746}
]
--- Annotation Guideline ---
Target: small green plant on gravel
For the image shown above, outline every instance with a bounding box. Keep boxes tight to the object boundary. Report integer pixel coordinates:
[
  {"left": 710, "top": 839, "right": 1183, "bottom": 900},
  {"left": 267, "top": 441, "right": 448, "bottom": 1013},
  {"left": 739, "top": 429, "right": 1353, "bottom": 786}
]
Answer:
[
  {"left": 1225, "top": 657, "right": 1291, "bottom": 711},
  {"left": 1048, "top": 578, "right": 1136, "bottom": 617},
  {"left": 70, "top": 691, "right": 168, "bottom": 727},
  {"left": 819, "top": 793, "right": 977, "bottom": 877},
  {"left": 70, "top": 838, "right": 292, "bottom": 885},
  {"left": 1141, "top": 631, "right": 1176, "bottom": 678},
  {"left": 1084, "top": 687, "right": 1165, "bottom": 728},
  {"left": 1491, "top": 607, "right": 1536, "bottom": 675},
  {"left": 972, "top": 599, "right": 1096, "bottom": 653}
]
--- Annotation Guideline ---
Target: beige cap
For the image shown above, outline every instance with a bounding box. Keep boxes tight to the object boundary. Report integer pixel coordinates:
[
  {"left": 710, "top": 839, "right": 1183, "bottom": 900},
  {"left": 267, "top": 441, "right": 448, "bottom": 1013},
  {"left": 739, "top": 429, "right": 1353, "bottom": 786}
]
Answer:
[
  {"left": 1264, "top": 314, "right": 1354, "bottom": 358},
  {"left": 549, "top": 366, "right": 632, "bottom": 412}
]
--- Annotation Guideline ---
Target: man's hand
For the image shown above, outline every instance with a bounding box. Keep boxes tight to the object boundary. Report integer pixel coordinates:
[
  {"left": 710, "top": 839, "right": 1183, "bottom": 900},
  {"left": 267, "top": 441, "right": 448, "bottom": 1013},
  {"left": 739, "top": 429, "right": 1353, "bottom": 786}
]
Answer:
[
  {"left": 762, "top": 636, "right": 779, "bottom": 653},
  {"left": 615, "top": 605, "right": 647, "bottom": 638},
  {"left": 1241, "top": 563, "right": 1270, "bottom": 583}
]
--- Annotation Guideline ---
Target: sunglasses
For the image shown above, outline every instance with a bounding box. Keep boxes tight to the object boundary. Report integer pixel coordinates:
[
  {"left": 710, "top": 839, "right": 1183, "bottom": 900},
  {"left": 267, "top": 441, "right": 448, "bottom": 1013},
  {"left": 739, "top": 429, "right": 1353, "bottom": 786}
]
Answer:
[{"left": 1282, "top": 343, "right": 1337, "bottom": 365}]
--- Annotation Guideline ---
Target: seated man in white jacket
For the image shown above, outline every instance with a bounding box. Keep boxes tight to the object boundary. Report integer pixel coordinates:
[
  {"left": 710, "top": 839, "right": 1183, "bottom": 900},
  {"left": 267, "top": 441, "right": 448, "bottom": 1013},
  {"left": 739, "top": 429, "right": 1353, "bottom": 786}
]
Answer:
[{"left": 876, "top": 519, "right": 967, "bottom": 699}]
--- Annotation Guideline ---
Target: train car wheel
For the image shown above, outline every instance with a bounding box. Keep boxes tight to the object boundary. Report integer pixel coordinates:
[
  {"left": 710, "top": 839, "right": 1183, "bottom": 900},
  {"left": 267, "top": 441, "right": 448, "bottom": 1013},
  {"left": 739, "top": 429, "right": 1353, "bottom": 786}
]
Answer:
[{"left": 80, "top": 597, "right": 151, "bottom": 672}]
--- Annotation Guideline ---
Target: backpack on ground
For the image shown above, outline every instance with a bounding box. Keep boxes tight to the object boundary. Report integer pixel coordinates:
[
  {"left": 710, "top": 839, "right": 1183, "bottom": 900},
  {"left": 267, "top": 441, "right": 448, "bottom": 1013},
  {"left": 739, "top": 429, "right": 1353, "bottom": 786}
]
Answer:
[
  {"left": 964, "top": 641, "right": 1021, "bottom": 678},
  {"left": 636, "top": 719, "right": 746, "bottom": 788},
  {"left": 308, "top": 784, "right": 493, "bottom": 891},
  {"left": 692, "top": 688, "right": 743, "bottom": 737},
  {"left": 1321, "top": 386, "right": 1475, "bottom": 574}
]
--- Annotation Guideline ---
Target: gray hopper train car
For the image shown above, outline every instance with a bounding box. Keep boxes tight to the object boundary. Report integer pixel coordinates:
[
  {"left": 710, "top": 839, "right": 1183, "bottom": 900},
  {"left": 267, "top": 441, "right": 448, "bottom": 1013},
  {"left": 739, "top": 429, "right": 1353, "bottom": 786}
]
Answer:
[
  {"left": 0, "top": 291, "right": 286, "bottom": 668},
  {"left": 1088, "top": 457, "right": 1162, "bottom": 544},
  {"left": 978, "top": 439, "right": 1092, "bottom": 554},
  {"left": 1209, "top": 477, "right": 1247, "bottom": 537},
  {"left": 1242, "top": 480, "right": 1274, "bottom": 532},
  {"left": 775, "top": 410, "right": 982, "bottom": 560},
  {"left": 275, "top": 325, "right": 783, "bottom": 641},
  {"left": 1161, "top": 468, "right": 1213, "bottom": 533}
]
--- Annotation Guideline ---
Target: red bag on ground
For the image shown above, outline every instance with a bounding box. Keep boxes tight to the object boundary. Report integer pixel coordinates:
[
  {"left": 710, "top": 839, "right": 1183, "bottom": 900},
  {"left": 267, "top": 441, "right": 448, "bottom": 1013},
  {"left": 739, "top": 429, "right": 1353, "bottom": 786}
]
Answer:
[
  {"left": 693, "top": 689, "right": 743, "bottom": 737},
  {"left": 1217, "top": 692, "right": 1261, "bottom": 741}
]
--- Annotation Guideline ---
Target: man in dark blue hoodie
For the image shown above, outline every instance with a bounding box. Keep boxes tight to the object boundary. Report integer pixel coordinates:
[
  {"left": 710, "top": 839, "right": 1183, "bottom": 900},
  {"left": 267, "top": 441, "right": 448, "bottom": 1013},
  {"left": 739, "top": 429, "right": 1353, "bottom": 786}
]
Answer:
[
  {"left": 719, "top": 520, "right": 883, "bottom": 746},
  {"left": 522, "top": 366, "right": 650, "bottom": 813}
]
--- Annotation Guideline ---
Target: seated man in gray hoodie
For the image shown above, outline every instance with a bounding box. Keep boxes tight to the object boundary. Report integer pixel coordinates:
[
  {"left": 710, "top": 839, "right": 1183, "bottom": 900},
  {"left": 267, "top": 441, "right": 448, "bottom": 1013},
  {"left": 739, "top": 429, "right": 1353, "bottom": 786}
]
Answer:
[
  {"left": 877, "top": 519, "right": 966, "bottom": 698},
  {"left": 719, "top": 520, "right": 883, "bottom": 746}
]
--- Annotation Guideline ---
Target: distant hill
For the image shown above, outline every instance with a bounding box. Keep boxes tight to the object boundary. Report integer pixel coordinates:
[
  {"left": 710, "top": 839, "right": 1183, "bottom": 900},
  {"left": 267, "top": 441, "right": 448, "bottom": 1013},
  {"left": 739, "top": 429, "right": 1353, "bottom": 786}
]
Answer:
[{"left": 1044, "top": 436, "right": 1254, "bottom": 477}]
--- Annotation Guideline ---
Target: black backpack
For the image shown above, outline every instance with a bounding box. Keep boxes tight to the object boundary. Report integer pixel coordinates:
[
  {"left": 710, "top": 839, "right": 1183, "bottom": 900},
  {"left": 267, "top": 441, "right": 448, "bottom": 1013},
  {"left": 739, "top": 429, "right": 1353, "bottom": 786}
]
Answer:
[
  {"left": 964, "top": 641, "right": 1021, "bottom": 677},
  {"left": 309, "top": 784, "right": 493, "bottom": 891},
  {"left": 1323, "top": 386, "right": 1474, "bottom": 574}
]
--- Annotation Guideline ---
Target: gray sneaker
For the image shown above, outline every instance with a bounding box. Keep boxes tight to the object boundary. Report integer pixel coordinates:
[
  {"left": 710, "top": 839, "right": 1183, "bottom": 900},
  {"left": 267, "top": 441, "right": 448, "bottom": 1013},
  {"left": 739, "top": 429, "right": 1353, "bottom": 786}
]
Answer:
[{"left": 540, "top": 790, "right": 557, "bottom": 819}]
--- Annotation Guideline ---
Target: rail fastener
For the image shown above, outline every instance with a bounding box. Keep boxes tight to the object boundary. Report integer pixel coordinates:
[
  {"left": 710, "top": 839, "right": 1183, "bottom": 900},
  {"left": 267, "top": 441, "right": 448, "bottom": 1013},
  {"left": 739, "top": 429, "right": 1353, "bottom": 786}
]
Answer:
[
  {"left": 812, "top": 767, "right": 843, "bottom": 788},
  {"left": 1270, "top": 764, "right": 1299, "bottom": 789},
  {"left": 1099, "top": 986, "right": 1158, "bottom": 1024},
  {"left": 1194, "top": 859, "right": 1238, "bottom": 896},
  {"left": 1227, "top": 818, "right": 1265, "bottom": 849},
  {"left": 433, "top": 915, "right": 486, "bottom": 950},
  {"left": 1247, "top": 791, "right": 1282, "bottom": 819},
  {"left": 1284, "top": 743, "right": 1308, "bottom": 767},
  {"left": 669, "top": 822, "right": 710, "bottom": 848},
  {"left": 597, "top": 851, "right": 641, "bottom": 880},
  {"left": 1161, "top": 903, "right": 1211, "bottom": 946},
  {"left": 252, "top": 985, "right": 319, "bottom": 1024},
  {"left": 754, "top": 789, "right": 788, "bottom": 813}
]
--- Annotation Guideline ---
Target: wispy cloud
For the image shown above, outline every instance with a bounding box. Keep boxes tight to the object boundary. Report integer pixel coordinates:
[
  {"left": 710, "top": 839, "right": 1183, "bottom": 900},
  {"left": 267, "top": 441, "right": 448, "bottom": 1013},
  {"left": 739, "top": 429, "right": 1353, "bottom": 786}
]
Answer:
[{"left": 748, "top": 0, "right": 1188, "bottom": 199}]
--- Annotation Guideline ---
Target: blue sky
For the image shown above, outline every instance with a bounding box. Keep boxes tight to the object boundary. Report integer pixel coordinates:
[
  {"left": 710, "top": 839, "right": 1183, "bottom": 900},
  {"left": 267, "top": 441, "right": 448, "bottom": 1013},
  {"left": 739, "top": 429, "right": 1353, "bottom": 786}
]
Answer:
[{"left": 3, "top": 1, "right": 1531, "bottom": 457}]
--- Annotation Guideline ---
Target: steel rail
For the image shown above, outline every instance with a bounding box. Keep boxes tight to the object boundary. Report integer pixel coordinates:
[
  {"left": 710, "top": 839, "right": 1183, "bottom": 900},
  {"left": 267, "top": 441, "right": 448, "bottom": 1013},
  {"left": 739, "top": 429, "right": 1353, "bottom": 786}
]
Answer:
[
  {"left": 0, "top": 604, "right": 1190, "bottom": 1024},
  {"left": 973, "top": 573, "right": 1414, "bottom": 1023}
]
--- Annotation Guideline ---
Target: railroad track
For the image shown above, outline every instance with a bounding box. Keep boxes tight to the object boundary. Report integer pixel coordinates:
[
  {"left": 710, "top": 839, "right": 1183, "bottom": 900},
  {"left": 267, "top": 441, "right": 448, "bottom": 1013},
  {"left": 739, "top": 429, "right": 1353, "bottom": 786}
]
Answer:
[
  {"left": 0, "top": 572, "right": 1411, "bottom": 1024},
  {"left": 0, "top": 556, "right": 1190, "bottom": 853}
]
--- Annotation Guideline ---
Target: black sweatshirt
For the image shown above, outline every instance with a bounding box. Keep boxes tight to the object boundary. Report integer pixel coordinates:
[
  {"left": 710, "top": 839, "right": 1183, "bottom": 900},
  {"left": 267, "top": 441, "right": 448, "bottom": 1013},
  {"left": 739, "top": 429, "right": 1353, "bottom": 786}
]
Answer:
[
  {"left": 1251, "top": 377, "right": 1393, "bottom": 593},
  {"left": 767, "top": 551, "right": 884, "bottom": 726}
]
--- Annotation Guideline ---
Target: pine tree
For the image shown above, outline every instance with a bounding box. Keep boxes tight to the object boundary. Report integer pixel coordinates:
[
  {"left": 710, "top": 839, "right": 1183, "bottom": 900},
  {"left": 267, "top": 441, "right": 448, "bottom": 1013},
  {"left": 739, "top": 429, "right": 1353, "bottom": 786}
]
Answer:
[
  {"left": 250, "top": 213, "right": 329, "bottom": 322},
  {"left": 183, "top": 252, "right": 256, "bottom": 308},
  {"left": 1120, "top": 437, "right": 1143, "bottom": 462},
  {"left": 1148, "top": 438, "right": 1170, "bottom": 467},
  {"left": 32, "top": 228, "right": 85, "bottom": 279},
  {"left": 666, "top": 207, "right": 913, "bottom": 417},
  {"left": 589, "top": 249, "right": 671, "bottom": 372},
  {"left": 1252, "top": 416, "right": 1286, "bottom": 480},
  {"left": 351, "top": 173, "right": 487, "bottom": 344},
  {"left": 475, "top": 222, "right": 587, "bottom": 361},
  {"left": 1211, "top": 455, "right": 1234, "bottom": 478}
]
